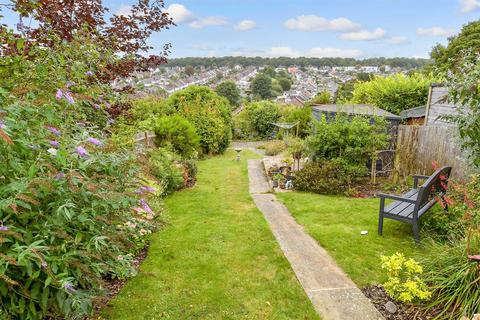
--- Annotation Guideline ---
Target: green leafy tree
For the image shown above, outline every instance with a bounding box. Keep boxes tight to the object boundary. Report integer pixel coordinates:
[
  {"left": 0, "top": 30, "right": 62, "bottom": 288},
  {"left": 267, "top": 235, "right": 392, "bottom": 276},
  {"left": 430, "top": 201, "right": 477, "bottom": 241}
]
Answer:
[
  {"left": 250, "top": 73, "right": 273, "bottom": 100},
  {"left": 431, "top": 20, "right": 480, "bottom": 73},
  {"left": 444, "top": 53, "right": 480, "bottom": 166},
  {"left": 309, "top": 91, "right": 331, "bottom": 105},
  {"left": 271, "top": 80, "right": 284, "bottom": 97},
  {"left": 215, "top": 81, "right": 241, "bottom": 108},
  {"left": 335, "top": 79, "right": 357, "bottom": 104},
  {"left": 280, "top": 106, "right": 312, "bottom": 138},
  {"left": 262, "top": 66, "right": 277, "bottom": 78},
  {"left": 163, "top": 86, "right": 232, "bottom": 154},
  {"left": 240, "top": 101, "right": 281, "bottom": 138},
  {"left": 277, "top": 77, "right": 292, "bottom": 91}
]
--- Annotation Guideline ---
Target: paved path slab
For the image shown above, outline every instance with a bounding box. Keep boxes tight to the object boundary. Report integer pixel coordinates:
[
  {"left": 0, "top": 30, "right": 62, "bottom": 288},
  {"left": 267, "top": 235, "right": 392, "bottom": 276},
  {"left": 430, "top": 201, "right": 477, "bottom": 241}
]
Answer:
[{"left": 248, "top": 159, "right": 383, "bottom": 320}]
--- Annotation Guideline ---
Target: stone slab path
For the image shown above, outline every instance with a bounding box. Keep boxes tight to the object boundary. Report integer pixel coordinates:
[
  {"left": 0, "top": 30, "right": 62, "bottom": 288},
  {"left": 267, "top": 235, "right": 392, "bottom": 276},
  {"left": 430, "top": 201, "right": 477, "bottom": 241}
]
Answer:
[{"left": 248, "top": 159, "right": 384, "bottom": 320}]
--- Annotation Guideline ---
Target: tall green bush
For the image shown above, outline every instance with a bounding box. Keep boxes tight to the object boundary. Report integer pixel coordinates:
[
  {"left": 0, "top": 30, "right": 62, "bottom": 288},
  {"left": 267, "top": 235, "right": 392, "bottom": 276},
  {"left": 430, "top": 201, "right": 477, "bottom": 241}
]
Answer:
[
  {"left": 150, "top": 115, "right": 200, "bottom": 158},
  {"left": 163, "top": 86, "right": 233, "bottom": 154},
  {"left": 244, "top": 101, "right": 281, "bottom": 139},
  {"left": 307, "top": 114, "right": 389, "bottom": 166},
  {"left": 350, "top": 73, "right": 435, "bottom": 114}
]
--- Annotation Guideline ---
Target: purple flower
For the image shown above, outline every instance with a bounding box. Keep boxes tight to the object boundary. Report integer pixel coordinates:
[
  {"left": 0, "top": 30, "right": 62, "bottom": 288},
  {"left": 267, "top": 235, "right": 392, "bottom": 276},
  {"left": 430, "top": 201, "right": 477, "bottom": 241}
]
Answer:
[
  {"left": 86, "top": 70, "right": 94, "bottom": 77},
  {"left": 139, "top": 199, "right": 154, "bottom": 214},
  {"left": 66, "top": 81, "right": 75, "bottom": 88},
  {"left": 49, "top": 140, "right": 60, "bottom": 148},
  {"left": 55, "top": 89, "right": 63, "bottom": 100},
  {"left": 54, "top": 172, "right": 65, "bottom": 180},
  {"left": 141, "top": 186, "right": 156, "bottom": 193},
  {"left": 64, "top": 92, "right": 75, "bottom": 105},
  {"left": 136, "top": 186, "right": 156, "bottom": 194},
  {"left": 46, "top": 126, "right": 61, "bottom": 135},
  {"left": 93, "top": 104, "right": 101, "bottom": 110},
  {"left": 76, "top": 146, "right": 88, "bottom": 157},
  {"left": 0, "top": 120, "right": 5, "bottom": 129},
  {"left": 0, "top": 226, "right": 9, "bottom": 231},
  {"left": 86, "top": 137, "right": 102, "bottom": 146},
  {"left": 63, "top": 282, "right": 76, "bottom": 293}
]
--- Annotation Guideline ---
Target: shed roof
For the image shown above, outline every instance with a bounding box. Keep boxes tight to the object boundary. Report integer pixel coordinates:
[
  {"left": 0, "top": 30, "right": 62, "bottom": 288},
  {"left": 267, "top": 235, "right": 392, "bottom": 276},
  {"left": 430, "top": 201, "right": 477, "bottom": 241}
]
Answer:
[
  {"left": 399, "top": 105, "right": 426, "bottom": 119},
  {"left": 312, "top": 104, "right": 401, "bottom": 120}
]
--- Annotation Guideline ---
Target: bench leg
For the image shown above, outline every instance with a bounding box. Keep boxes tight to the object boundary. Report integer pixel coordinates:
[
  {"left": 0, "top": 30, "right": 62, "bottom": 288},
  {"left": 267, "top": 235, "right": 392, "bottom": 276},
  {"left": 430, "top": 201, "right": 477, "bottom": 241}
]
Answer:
[
  {"left": 412, "top": 221, "right": 420, "bottom": 244},
  {"left": 378, "top": 198, "right": 385, "bottom": 235}
]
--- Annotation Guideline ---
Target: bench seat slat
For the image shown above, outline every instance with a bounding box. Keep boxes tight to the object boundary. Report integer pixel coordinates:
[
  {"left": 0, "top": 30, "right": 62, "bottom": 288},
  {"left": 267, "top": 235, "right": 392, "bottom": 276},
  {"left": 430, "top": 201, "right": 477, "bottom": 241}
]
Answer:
[{"left": 384, "top": 189, "right": 419, "bottom": 219}]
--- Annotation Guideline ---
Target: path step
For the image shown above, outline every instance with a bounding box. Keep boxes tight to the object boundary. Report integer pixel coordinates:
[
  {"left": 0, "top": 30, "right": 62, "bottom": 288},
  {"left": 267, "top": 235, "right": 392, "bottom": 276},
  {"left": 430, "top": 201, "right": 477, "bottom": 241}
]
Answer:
[{"left": 248, "top": 160, "right": 384, "bottom": 320}]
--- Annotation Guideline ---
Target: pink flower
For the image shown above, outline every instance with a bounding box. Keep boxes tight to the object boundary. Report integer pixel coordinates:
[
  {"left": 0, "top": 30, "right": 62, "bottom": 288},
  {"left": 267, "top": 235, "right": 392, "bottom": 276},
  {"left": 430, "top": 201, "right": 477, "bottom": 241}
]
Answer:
[
  {"left": 0, "top": 226, "right": 8, "bottom": 231},
  {"left": 76, "top": 146, "right": 88, "bottom": 157}
]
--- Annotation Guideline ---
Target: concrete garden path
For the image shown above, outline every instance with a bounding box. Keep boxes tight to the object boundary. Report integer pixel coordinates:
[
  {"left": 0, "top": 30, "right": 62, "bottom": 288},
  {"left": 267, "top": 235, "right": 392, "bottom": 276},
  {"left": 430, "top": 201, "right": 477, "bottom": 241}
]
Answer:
[{"left": 247, "top": 159, "right": 384, "bottom": 320}]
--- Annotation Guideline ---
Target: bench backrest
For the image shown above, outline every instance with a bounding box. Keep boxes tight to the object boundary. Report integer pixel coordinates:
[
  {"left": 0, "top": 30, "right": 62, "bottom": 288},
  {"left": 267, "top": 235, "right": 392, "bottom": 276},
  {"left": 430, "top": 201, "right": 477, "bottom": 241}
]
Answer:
[{"left": 417, "top": 166, "right": 452, "bottom": 209}]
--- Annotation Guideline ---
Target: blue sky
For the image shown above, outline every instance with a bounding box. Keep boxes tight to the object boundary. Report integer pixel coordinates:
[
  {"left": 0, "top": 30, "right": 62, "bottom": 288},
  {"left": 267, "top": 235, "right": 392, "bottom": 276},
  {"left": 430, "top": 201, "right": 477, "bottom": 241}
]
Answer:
[{"left": 2, "top": 0, "right": 480, "bottom": 58}]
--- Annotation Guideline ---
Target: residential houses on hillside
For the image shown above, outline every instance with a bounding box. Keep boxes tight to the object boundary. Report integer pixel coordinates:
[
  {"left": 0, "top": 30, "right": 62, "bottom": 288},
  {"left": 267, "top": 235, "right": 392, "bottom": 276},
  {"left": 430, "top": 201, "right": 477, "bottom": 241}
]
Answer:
[{"left": 114, "top": 63, "right": 403, "bottom": 103}]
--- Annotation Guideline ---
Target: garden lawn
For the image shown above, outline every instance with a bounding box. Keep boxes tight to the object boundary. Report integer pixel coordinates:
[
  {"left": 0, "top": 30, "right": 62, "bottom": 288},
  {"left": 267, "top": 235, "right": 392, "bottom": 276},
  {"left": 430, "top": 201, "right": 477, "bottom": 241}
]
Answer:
[
  {"left": 276, "top": 192, "right": 430, "bottom": 288},
  {"left": 102, "top": 150, "right": 319, "bottom": 320}
]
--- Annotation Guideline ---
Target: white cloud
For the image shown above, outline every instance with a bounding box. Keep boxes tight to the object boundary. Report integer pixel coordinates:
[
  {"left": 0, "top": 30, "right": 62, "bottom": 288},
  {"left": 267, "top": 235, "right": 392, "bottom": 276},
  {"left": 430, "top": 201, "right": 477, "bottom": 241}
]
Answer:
[
  {"left": 307, "top": 47, "right": 363, "bottom": 58},
  {"left": 165, "top": 3, "right": 195, "bottom": 24},
  {"left": 189, "top": 16, "right": 227, "bottom": 29},
  {"left": 115, "top": 5, "right": 132, "bottom": 16},
  {"left": 191, "top": 44, "right": 212, "bottom": 51},
  {"left": 284, "top": 15, "right": 360, "bottom": 32},
  {"left": 339, "top": 28, "right": 386, "bottom": 41},
  {"left": 234, "top": 20, "right": 256, "bottom": 31},
  {"left": 387, "top": 36, "right": 410, "bottom": 45},
  {"left": 460, "top": 0, "right": 480, "bottom": 13},
  {"left": 230, "top": 46, "right": 363, "bottom": 58},
  {"left": 268, "top": 47, "right": 303, "bottom": 57},
  {"left": 416, "top": 27, "right": 455, "bottom": 37}
]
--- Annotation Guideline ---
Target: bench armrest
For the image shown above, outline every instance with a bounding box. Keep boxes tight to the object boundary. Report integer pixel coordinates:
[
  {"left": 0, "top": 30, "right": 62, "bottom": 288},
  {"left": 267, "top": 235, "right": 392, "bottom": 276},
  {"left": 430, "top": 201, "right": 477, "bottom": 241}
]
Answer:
[
  {"left": 413, "top": 175, "right": 430, "bottom": 188},
  {"left": 378, "top": 193, "right": 417, "bottom": 203}
]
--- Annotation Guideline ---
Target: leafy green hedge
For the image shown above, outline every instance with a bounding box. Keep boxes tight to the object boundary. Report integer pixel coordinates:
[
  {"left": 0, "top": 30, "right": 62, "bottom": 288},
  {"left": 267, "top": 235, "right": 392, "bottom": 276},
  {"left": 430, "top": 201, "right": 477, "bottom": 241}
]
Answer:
[{"left": 350, "top": 73, "right": 436, "bottom": 114}]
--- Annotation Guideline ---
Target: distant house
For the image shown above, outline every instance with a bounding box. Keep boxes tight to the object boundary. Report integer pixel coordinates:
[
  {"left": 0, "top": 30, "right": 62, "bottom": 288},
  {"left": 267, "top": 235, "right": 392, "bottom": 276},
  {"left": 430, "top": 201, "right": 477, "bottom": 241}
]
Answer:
[{"left": 399, "top": 105, "right": 426, "bottom": 125}]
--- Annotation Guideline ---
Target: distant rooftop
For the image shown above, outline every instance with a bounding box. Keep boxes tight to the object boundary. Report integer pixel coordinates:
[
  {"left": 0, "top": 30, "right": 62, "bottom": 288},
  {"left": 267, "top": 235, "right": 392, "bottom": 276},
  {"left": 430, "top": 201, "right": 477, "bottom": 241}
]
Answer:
[{"left": 312, "top": 104, "right": 401, "bottom": 120}]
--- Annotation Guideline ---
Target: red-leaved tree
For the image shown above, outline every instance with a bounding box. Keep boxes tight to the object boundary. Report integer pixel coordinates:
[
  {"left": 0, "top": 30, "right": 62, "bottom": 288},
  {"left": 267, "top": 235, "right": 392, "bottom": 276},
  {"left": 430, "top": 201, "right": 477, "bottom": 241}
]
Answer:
[{"left": 1, "top": 0, "right": 174, "bottom": 81}]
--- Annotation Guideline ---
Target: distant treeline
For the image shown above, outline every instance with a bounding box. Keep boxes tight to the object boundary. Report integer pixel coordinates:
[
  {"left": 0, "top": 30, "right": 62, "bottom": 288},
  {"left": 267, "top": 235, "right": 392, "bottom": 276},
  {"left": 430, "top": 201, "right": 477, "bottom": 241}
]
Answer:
[{"left": 166, "top": 56, "right": 431, "bottom": 69}]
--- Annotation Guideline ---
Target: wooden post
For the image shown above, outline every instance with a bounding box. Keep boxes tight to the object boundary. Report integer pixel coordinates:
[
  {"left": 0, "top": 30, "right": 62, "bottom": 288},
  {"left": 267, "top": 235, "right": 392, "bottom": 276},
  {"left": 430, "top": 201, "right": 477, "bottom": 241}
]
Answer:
[{"left": 423, "top": 85, "right": 433, "bottom": 126}]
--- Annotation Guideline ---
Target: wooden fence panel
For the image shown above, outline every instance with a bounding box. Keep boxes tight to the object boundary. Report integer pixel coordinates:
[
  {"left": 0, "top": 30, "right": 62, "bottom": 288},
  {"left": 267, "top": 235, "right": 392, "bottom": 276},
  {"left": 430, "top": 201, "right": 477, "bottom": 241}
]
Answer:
[{"left": 394, "top": 125, "right": 471, "bottom": 180}]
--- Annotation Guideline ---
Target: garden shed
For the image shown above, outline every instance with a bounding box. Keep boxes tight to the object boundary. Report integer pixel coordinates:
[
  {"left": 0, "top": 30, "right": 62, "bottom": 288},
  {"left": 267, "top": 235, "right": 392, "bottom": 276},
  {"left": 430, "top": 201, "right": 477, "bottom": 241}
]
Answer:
[
  {"left": 399, "top": 105, "right": 426, "bottom": 125},
  {"left": 312, "top": 104, "right": 401, "bottom": 128}
]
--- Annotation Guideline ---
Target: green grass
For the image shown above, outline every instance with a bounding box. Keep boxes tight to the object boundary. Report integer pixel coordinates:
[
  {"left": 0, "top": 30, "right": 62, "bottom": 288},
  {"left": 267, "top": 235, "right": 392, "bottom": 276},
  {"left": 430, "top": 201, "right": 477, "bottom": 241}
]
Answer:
[
  {"left": 276, "top": 192, "right": 430, "bottom": 287},
  {"left": 102, "top": 150, "right": 319, "bottom": 320}
]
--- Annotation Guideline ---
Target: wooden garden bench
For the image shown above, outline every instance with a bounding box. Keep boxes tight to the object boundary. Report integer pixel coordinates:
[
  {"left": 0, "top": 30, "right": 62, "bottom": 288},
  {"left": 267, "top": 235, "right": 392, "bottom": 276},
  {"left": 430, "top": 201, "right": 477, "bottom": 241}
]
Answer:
[{"left": 378, "top": 166, "right": 452, "bottom": 243}]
